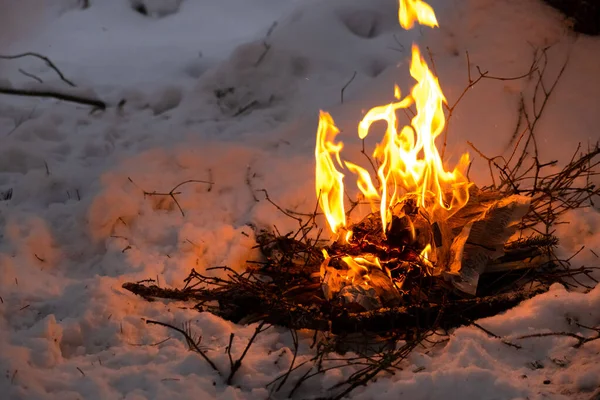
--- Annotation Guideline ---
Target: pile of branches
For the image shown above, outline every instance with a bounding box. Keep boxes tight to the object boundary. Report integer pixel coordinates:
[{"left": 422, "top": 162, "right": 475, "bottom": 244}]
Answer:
[{"left": 122, "top": 46, "right": 600, "bottom": 398}]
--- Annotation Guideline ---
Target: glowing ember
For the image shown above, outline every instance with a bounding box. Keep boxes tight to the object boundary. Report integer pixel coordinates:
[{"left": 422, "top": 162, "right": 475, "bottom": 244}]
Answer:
[{"left": 315, "top": 0, "right": 472, "bottom": 288}]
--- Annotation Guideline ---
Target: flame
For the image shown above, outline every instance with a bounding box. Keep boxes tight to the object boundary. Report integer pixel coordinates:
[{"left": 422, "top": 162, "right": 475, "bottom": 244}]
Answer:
[
  {"left": 341, "top": 255, "right": 382, "bottom": 285},
  {"left": 315, "top": 0, "right": 471, "bottom": 238},
  {"left": 315, "top": 111, "right": 346, "bottom": 234},
  {"left": 398, "top": 0, "right": 439, "bottom": 29}
]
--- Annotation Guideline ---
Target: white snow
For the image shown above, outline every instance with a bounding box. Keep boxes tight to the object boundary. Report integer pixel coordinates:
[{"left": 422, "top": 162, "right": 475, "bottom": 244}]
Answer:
[{"left": 1, "top": 0, "right": 599, "bottom": 399}]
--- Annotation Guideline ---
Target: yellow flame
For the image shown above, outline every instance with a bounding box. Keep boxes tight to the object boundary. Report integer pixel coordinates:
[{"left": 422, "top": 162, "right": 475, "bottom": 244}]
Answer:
[
  {"left": 420, "top": 243, "right": 432, "bottom": 260},
  {"left": 316, "top": 45, "right": 470, "bottom": 234},
  {"left": 315, "top": 111, "right": 346, "bottom": 234},
  {"left": 399, "top": 0, "right": 439, "bottom": 29},
  {"left": 315, "top": 0, "right": 471, "bottom": 268},
  {"left": 342, "top": 255, "right": 382, "bottom": 284}
]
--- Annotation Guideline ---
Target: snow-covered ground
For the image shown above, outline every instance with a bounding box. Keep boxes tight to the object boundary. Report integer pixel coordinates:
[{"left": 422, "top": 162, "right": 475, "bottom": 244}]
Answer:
[{"left": 1, "top": 0, "right": 599, "bottom": 398}]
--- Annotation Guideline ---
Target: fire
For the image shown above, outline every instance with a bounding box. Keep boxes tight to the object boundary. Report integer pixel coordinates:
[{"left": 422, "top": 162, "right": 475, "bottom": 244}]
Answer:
[
  {"left": 315, "top": 111, "right": 346, "bottom": 233},
  {"left": 315, "top": 0, "right": 471, "bottom": 281},
  {"left": 398, "top": 0, "right": 439, "bottom": 29}
]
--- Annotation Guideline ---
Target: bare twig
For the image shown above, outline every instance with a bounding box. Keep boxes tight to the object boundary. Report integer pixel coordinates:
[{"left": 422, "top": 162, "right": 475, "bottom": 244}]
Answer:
[
  {"left": 234, "top": 100, "right": 259, "bottom": 117},
  {"left": 129, "top": 178, "right": 214, "bottom": 217},
  {"left": 341, "top": 71, "right": 357, "bottom": 104},
  {"left": 18, "top": 68, "right": 43, "bottom": 83},
  {"left": 246, "top": 165, "right": 259, "bottom": 202},
  {"left": 441, "top": 50, "right": 538, "bottom": 158},
  {"left": 517, "top": 330, "right": 600, "bottom": 348},
  {"left": 471, "top": 322, "right": 522, "bottom": 349},
  {"left": 146, "top": 319, "right": 221, "bottom": 374},
  {"left": 0, "top": 86, "right": 105, "bottom": 110},
  {"left": 226, "top": 321, "right": 271, "bottom": 384},
  {"left": 0, "top": 52, "right": 76, "bottom": 86}
]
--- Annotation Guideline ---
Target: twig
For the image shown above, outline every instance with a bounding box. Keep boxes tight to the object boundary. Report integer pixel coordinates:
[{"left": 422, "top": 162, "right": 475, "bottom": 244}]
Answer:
[
  {"left": 341, "top": 71, "right": 357, "bottom": 104},
  {"left": 0, "top": 86, "right": 105, "bottom": 110},
  {"left": 76, "top": 367, "right": 85, "bottom": 376},
  {"left": 18, "top": 68, "right": 43, "bottom": 83},
  {"left": 226, "top": 321, "right": 270, "bottom": 384},
  {"left": 275, "top": 329, "right": 300, "bottom": 391},
  {"left": 0, "top": 52, "right": 76, "bottom": 87},
  {"left": 254, "top": 43, "right": 271, "bottom": 67},
  {"left": 146, "top": 319, "right": 221, "bottom": 374},
  {"left": 441, "top": 50, "right": 538, "bottom": 158},
  {"left": 130, "top": 178, "right": 214, "bottom": 217},
  {"left": 516, "top": 330, "right": 600, "bottom": 348},
  {"left": 471, "top": 321, "right": 522, "bottom": 349},
  {"left": 234, "top": 100, "right": 259, "bottom": 117},
  {"left": 246, "top": 165, "right": 259, "bottom": 202}
]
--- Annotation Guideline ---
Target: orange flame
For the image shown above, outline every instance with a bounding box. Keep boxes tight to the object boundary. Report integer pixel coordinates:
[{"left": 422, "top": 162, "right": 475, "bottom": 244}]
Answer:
[
  {"left": 398, "top": 0, "right": 439, "bottom": 29},
  {"left": 315, "top": 0, "right": 471, "bottom": 238},
  {"left": 315, "top": 111, "right": 346, "bottom": 234}
]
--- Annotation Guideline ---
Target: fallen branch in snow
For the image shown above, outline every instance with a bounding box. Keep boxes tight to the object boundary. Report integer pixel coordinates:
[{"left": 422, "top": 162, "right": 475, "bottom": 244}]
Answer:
[
  {"left": 516, "top": 327, "right": 600, "bottom": 348},
  {"left": 226, "top": 321, "right": 271, "bottom": 384},
  {"left": 128, "top": 177, "right": 214, "bottom": 217},
  {"left": 233, "top": 100, "right": 259, "bottom": 117},
  {"left": 145, "top": 319, "right": 221, "bottom": 374},
  {"left": 340, "top": 71, "right": 357, "bottom": 104},
  {"left": 18, "top": 68, "right": 43, "bottom": 84},
  {"left": 0, "top": 52, "right": 76, "bottom": 87},
  {"left": 0, "top": 86, "right": 106, "bottom": 110},
  {"left": 253, "top": 21, "right": 277, "bottom": 67}
]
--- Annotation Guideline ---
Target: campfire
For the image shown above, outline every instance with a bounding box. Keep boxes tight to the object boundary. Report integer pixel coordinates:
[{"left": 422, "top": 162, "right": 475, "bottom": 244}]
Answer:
[
  {"left": 122, "top": 0, "right": 600, "bottom": 396},
  {"left": 315, "top": 0, "right": 531, "bottom": 309}
]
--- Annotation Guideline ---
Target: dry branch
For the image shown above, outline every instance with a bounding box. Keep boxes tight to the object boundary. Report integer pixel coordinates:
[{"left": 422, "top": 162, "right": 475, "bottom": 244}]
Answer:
[
  {"left": 0, "top": 86, "right": 106, "bottom": 110},
  {"left": 145, "top": 319, "right": 221, "bottom": 374},
  {"left": 0, "top": 52, "right": 76, "bottom": 87}
]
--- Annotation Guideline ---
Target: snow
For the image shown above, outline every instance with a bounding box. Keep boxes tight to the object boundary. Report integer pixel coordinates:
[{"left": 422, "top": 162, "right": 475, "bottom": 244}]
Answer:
[{"left": 0, "top": 0, "right": 599, "bottom": 399}]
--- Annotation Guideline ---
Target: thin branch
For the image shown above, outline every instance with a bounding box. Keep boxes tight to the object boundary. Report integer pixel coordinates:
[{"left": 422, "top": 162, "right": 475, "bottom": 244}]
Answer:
[
  {"left": 129, "top": 178, "right": 214, "bottom": 217},
  {"left": 516, "top": 330, "right": 600, "bottom": 348},
  {"left": 18, "top": 68, "right": 43, "bottom": 83},
  {"left": 0, "top": 86, "right": 105, "bottom": 110},
  {"left": 341, "top": 71, "right": 357, "bottom": 104},
  {"left": 146, "top": 319, "right": 221, "bottom": 374},
  {"left": 0, "top": 52, "right": 76, "bottom": 87},
  {"left": 226, "top": 321, "right": 270, "bottom": 384}
]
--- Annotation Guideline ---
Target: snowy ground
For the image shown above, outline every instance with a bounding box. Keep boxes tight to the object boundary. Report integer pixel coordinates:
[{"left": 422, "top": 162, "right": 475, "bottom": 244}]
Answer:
[{"left": 1, "top": 0, "right": 599, "bottom": 399}]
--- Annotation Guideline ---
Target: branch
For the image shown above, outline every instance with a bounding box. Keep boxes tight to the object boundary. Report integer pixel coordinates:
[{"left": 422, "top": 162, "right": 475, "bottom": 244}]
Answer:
[
  {"left": 341, "top": 71, "right": 357, "bottom": 104},
  {"left": 0, "top": 86, "right": 106, "bottom": 110},
  {"left": 516, "top": 330, "right": 600, "bottom": 348},
  {"left": 129, "top": 178, "right": 214, "bottom": 217},
  {"left": 145, "top": 319, "right": 221, "bottom": 374},
  {"left": 0, "top": 52, "right": 76, "bottom": 87},
  {"left": 226, "top": 321, "right": 270, "bottom": 384}
]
